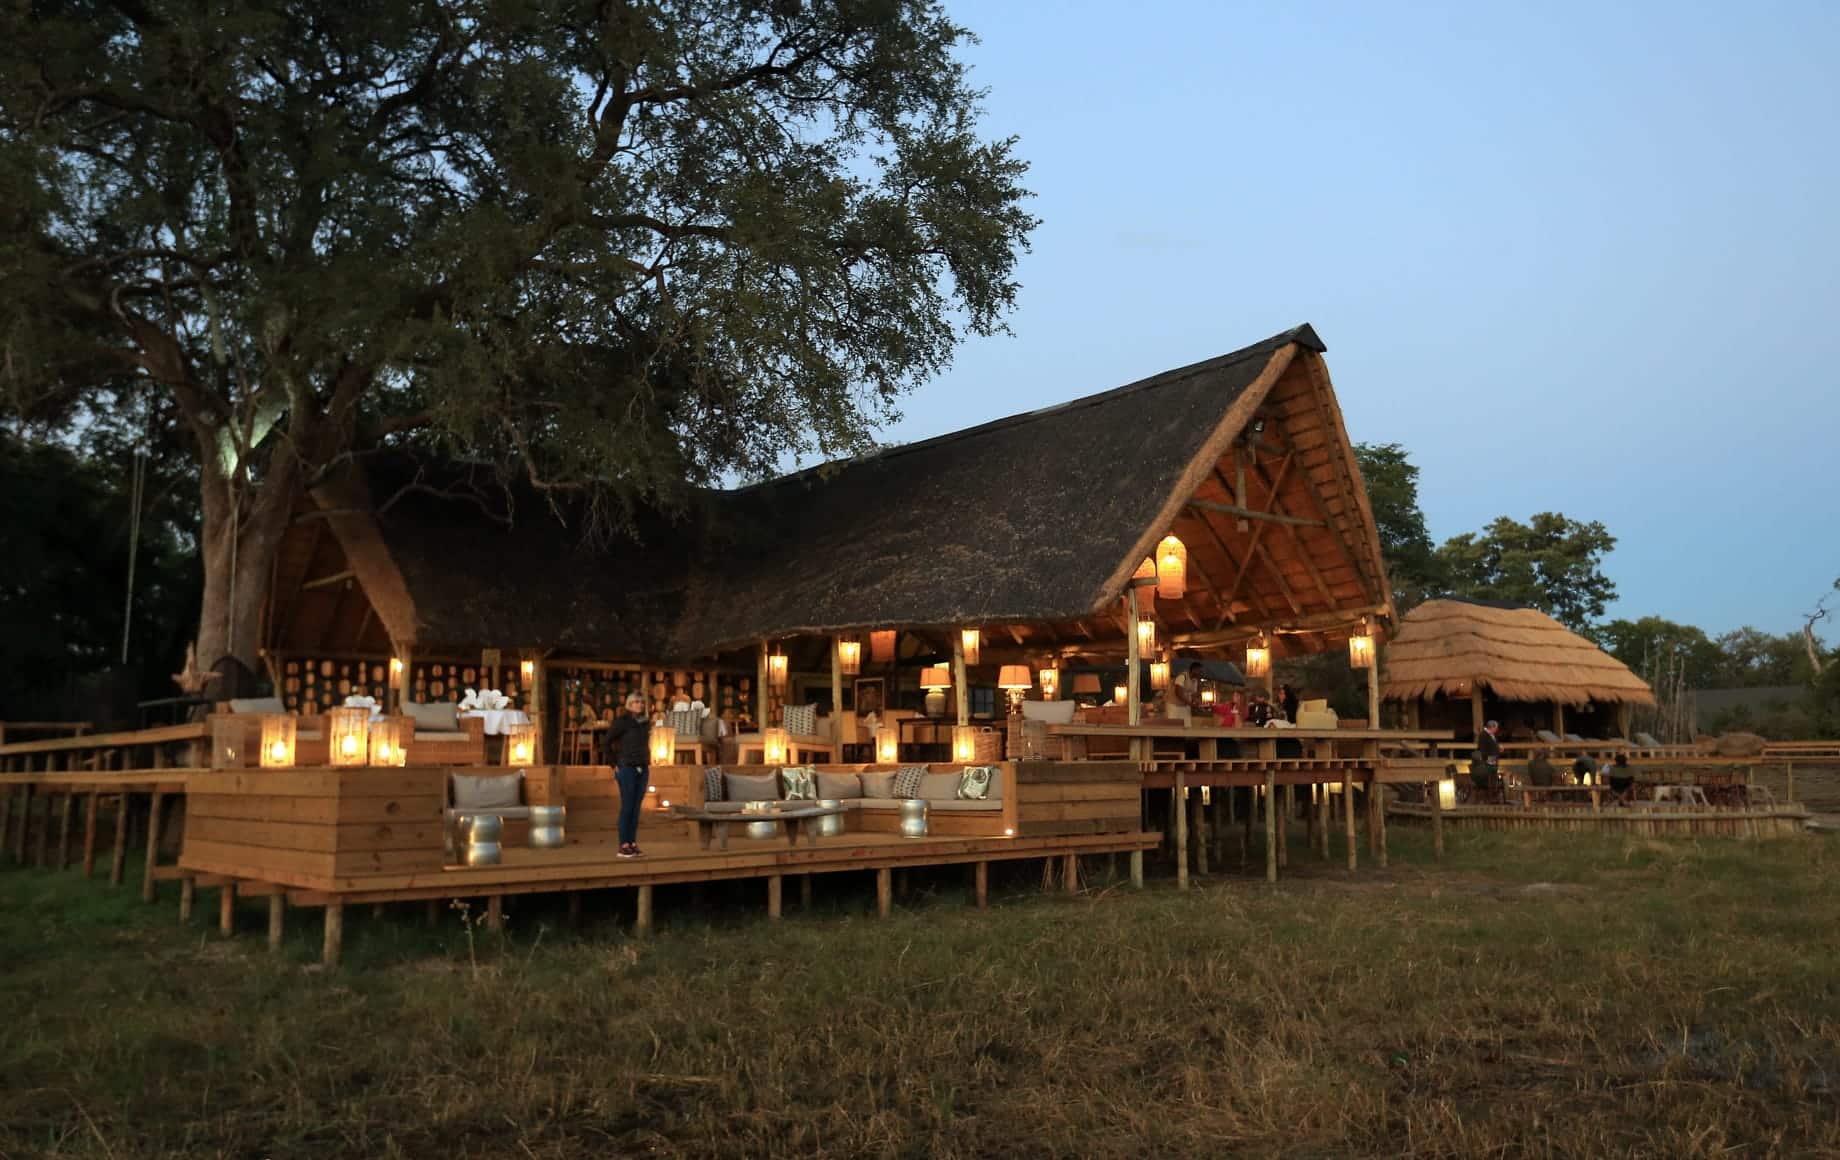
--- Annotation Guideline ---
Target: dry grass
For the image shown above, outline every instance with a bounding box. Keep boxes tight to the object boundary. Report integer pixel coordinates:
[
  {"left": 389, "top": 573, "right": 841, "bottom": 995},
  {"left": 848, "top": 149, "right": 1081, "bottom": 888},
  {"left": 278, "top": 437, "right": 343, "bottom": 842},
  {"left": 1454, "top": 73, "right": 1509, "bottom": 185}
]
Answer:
[{"left": 3, "top": 826, "right": 1839, "bottom": 1158}]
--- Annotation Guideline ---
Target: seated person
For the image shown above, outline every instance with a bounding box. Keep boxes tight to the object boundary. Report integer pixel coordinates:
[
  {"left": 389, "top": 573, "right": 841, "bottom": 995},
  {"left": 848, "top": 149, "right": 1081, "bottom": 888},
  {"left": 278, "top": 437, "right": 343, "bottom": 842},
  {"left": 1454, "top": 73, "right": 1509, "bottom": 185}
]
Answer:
[
  {"left": 1605, "top": 753, "right": 1635, "bottom": 799},
  {"left": 1526, "top": 750, "right": 1556, "bottom": 787}
]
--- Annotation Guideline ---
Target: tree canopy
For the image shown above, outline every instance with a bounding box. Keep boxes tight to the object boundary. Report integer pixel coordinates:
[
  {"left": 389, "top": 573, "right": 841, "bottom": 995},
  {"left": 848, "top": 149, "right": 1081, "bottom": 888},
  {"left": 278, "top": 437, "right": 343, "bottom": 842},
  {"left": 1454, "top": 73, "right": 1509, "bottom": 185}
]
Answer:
[
  {"left": 1434, "top": 513, "right": 1616, "bottom": 632},
  {"left": 0, "top": 0, "right": 1036, "bottom": 667},
  {"left": 1352, "top": 442, "right": 1442, "bottom": 611}
]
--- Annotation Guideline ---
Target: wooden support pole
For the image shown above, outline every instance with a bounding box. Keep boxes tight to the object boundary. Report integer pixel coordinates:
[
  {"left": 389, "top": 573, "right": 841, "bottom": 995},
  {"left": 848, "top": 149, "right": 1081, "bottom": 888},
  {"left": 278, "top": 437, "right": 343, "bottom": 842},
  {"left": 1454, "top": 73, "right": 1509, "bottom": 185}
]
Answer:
[
  {"left": 0, "top": 786, "right": 12, "bottom": 864},
  {"left": 1264, "top": 771, "right": 1278, "bottom": 883},
  {"left": 767, "top": 874, "right": 783, "bottom": 920},
  {"left": 322, "top": 903, "right": 344, "bottom": 968},
  {"left": 1174, "top": 770, "right": 1188, "bottom": 891},
  {"left": 109, "top": 794, "right": 127, "bottom": 886},
  {"left": 73, "top": 797, "right": 99, "bottom": 874},
  {"left": 952, "top": 633, "right": 970, "bottom": 726},
  {"left": 485, "top": 894, "right": 503, "bottom": 932},
  {"left": 1318, "top": 784, "right": 1331, "bottom": 859},
  {"left": 525, "top": 652, "right": 547, "bottom": 764},
  {"left": 1129, "top": 848, "right": 1144, "bottom": 889},
  {"left": 391, "top": 641, "right": 413, "bottom": 715},
  {"left": 179, "top": 875, "right": 194, "bottom": 922},
  {"left": 876, "top": 867, "right": 893, "bottom": 917},
  {"left": 1377, "top": 783, "right": 1389, "bottom": 867},
  {"left": 974, "top": 861, "right": 988, "bottom": 909},
  {"left": 1365, "top": 778, "right": 1381, "bottom": 867},
  {"left": 219, "top": 882, "right": 235, "bottom": 937},
  {"left": 1430, "top": 781, "right": 1446, "bottom": 860},
  {"left": 141, "top": 791, "right": 164, "bottom": 903},
  {"left": 426, "top": 899, "right": 441, "bottom": 927},
  {"left": 757, "top": 640, "right": 771, "bottom": 729},
  {"left": 1471, "top": 689, "right": 1486, "bottom": 741},
  {"left": 267, "top": 894, "right": 285, "bottom": 952},
  {"left": 567, "top": 891, "right": 582, "bottom": 926},
  {"left": 33, "top": 790, "right": 50, "bottom": 868},
  {"left": 1062, "top": 853, "right": 1078, "bottom": 893},
  {"left": 1344, "top": 774, "right": 1358, "bottom": 871},
  {"left": 56, "top": 793, "right": 74, "bottom": 871},
  {"left": 1191, "top": 790, "right": 1208, "bottom": 876},
  {"left": 801, "top": 874, "right": 813, "bottom": 910},
  {"left": 635, "top": 884, "right": 654, "bottom": 936},
  {"left": 831, "top": 637, "right": 845, "bottom": 736},
  {"left": 1277, "top": 785, "right": 1290, "bottom": 869}
]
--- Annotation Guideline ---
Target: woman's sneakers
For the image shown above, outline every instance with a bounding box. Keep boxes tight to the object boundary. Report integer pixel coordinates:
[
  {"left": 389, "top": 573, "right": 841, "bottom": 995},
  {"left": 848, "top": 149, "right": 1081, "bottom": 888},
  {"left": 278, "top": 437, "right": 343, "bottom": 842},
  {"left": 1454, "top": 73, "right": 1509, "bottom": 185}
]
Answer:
[{"left": 618, "top": 843, "right": 646, "bottom": 859}]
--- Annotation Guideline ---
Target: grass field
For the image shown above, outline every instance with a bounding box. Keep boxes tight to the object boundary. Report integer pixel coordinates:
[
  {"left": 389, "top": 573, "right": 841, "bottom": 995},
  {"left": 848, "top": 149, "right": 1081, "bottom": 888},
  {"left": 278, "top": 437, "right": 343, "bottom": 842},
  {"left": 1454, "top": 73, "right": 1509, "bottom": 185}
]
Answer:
[{"left": 4, "top": 826, "right": 1838, "bottom": 1158}]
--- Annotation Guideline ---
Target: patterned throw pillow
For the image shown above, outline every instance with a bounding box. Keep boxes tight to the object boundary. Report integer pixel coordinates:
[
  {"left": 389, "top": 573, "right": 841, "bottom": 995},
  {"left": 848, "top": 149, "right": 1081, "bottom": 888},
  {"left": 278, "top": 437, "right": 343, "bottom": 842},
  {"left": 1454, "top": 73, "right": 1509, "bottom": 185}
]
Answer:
[
  {"left": 957, "top": 765, "right": 998, "bottom": 800},
  {"left": 669, "top": 708, "right": 702, "bottom": 739},
  {"left": 780, "top": 765, "right": 818, "bottom": 801},
  {"left": 891, "top": 764, "right": 928, "bottom": 799},
  {"left": 783, "top": 703, "right": 817, "bottom": 737},
  {"left": 703, "top": 766, "right": 726, "bottom": 803}
]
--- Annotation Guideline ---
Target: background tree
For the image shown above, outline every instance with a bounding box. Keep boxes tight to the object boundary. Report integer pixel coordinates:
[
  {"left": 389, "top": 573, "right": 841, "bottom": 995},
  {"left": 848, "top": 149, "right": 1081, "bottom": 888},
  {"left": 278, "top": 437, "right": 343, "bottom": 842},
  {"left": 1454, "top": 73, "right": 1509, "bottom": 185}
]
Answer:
[
  {"left": 0, "top": 0, "right": 1036, "bottom": 671},
  {"left": 1596, "top": 615, "right": 1724, "bottom": 686},
  {"left": 1434, "top": 512, "right": 1616, "bottom": 631},
  {"left": 1352, "top": 442, "right": 1444, "bottom": 612}
]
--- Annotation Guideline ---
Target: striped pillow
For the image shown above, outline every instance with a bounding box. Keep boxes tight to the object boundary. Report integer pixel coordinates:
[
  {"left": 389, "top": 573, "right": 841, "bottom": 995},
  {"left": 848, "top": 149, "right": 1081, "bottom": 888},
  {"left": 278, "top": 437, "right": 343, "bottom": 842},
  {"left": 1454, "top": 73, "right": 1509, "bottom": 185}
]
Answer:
[
  {"left": 703, "top": 766, "right": 726, "bottom": 803},
  {"left": 783, "top": 703, "right": 817, "bottom": 737},
  {"left": 891, "top": 764, "right": 928, "bottom": 799},
  {"left": 669, "top": 708, "right": 702, "bottom": 739}
]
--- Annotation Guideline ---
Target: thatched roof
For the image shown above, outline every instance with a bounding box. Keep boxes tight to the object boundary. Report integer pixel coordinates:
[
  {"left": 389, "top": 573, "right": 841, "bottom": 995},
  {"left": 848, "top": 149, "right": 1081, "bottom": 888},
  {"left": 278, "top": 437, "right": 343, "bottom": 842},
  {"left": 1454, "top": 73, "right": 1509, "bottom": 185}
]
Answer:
[
  {"left": 292, "top": 323, "right": 1395, "bottom": 660},
  {"left": 1381, "top": 598, "right": 1655, "bottom": 707}
]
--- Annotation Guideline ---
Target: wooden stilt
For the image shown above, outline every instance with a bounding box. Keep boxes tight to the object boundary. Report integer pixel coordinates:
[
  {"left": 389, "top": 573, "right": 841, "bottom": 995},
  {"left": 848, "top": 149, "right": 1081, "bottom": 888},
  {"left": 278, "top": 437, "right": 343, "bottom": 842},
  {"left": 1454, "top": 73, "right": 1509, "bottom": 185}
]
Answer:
[
  {"left": 567, "top": 891, "right": 583, "bottom": 926},
  {"left": 108, "top": 794, "right": 127, "bottom": 886},
  {"left": 13, "top": 785, "right": 33, "bottom": 863},
  {"left": 1191, "top": 790, "right": 1208, "bottom": 876},
  {"left": 485, "top": 894, "right": 503, "bottom": 931},
  {"left": 1365, "top": 778, "right": 1382, "bottom": 865},
  {"left": 1174, "top": 771, "right": 1189, "bottom": 891},
  {"left": 219, "top": 882, "right": 235, "bottom": 937},
  {"left": 1374, "top": 781, "right": 1389, "bottom": 868},
  {"left": 1344, "top": 774, "right": 1358, "bottom": 871},
  {"left": 1264, "top": 771, "right": 1278, "bottom": 883},
  {"left": 1061, "top": 852, "right": 1078, "bottom": 893},
  {"left": 81, "top": 792, "right": 99, "bottom": 877},
  {"left": 800, "top": 873, "right": 813, "bottom": 909},
  {"left": 179, "top": 875, "right": 194, "bottom": 922},
  {"left": 0, "top": 786, "right": 12, "bottom": 864},
  {"left": 322, "top": 903, "right": 344, "bottom": 968},
  {"left": 1277, "top": 785, "right": 1290, "bottom": 869},
  {"left": 33, "top": 790, "right": 51, "bottom": 868},
  {"left": 56, "top": 793, "right": 74, "bottom": 871},
  {"left": 876, "top": 867, "right": 892, "bottom": 917},
  {"left": 141, "top": 791, "right": 164, "bottom": 903},
  {"left": 974, "top": 861, "right": 988, "bottom": 909},
  {"left": 767, "top": 874, "right": 783, "bottom": 919},
  {"left": 1129, "top": 848, "right": 1144, "bottom": 889},
  {"left": 1318, "top": 784, "right": 1331, "bottom": 859},
  {"left": 426, "top": 899, "right": 441, "bottom": 926},
  {"left": 268, "top": 894, "right": 285, "bottom": 952},
  {"left": 1430, "top": 781, "right": 1445, "bottom": 861},
  {"left": 635, "top": 884, "right": 654, "bottom": 936}
]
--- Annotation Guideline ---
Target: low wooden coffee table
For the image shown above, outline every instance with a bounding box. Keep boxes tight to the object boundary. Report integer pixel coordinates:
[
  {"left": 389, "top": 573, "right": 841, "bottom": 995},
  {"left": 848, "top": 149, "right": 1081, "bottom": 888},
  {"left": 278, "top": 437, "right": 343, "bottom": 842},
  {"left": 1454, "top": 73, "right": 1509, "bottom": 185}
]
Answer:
[{"left": 671, "top": 803, "right": 845, "bottom": 851}]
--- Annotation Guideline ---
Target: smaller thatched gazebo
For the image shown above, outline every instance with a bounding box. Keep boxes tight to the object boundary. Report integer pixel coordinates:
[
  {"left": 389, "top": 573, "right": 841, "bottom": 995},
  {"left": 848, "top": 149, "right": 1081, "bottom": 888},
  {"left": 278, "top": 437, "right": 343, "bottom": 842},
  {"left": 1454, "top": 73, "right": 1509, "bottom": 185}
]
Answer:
[{"left": 1382, "top": 598, "right": 1654, "bottom": 741}]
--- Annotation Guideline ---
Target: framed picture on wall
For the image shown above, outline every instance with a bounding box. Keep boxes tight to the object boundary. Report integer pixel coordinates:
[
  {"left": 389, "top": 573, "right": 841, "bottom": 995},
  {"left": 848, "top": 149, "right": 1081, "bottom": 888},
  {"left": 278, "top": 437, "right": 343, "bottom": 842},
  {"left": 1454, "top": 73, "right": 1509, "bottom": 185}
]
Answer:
[{"left": 853, "top": 677, "right": 886, "bottom": 717}]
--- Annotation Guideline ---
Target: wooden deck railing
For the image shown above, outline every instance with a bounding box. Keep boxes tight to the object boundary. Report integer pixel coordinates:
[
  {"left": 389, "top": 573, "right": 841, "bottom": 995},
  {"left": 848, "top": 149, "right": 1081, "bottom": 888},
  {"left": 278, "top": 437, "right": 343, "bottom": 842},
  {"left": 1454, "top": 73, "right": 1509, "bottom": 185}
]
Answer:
[{"left": 0, "top": 723, "right": 206, "bottom": 773}]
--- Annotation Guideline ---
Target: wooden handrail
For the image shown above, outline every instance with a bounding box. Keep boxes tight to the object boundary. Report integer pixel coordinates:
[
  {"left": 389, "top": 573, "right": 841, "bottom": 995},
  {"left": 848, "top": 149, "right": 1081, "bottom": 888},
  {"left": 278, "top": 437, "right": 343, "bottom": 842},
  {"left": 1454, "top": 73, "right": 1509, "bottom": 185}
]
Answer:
[{"left": 0, "top": 722, "right": 206, "bottom": 757}]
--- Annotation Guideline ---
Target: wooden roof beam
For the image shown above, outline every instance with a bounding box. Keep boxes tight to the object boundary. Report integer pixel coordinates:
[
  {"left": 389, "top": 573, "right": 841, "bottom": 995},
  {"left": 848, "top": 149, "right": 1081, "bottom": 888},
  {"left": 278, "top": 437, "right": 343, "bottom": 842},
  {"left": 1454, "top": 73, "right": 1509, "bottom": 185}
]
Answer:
[
  {"left": 1244, "top": 457, "right": 1338, "bottom": 608},
  {"left": 1185, "top": 499, "right": 1324, "bottom": 528}
]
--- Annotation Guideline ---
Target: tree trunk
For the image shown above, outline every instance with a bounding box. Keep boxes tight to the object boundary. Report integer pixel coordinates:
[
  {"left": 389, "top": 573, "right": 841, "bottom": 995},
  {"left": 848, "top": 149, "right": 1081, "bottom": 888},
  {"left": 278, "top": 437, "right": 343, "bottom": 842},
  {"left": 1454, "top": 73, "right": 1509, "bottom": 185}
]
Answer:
[{"left": 193, "top": 456, "right": 298, "bottom": 677}]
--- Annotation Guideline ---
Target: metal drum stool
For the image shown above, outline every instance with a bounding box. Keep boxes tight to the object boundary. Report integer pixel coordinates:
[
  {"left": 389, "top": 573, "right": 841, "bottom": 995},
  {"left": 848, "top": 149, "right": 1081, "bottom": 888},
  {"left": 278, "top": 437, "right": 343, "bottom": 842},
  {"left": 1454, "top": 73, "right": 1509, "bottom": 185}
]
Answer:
[
  {"left": 462, "top": 815, "right": 503, "bottom": 866},
  {"left": 899, "top": 799, "right": 929, "bottom": 838},
  {"left": 528, "top": 805, "right": 566, "bottom": 849},
  {"left": 815, "top": 798, "right": 846, "bottom": 838}
]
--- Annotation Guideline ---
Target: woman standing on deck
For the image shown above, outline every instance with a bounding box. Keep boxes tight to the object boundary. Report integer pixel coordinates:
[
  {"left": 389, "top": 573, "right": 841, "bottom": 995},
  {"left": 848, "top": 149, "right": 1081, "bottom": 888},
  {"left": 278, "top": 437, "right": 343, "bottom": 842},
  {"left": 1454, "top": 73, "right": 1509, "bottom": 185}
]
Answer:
[{"left": 604, "top": 693, "right": 651, "bottom": 858}]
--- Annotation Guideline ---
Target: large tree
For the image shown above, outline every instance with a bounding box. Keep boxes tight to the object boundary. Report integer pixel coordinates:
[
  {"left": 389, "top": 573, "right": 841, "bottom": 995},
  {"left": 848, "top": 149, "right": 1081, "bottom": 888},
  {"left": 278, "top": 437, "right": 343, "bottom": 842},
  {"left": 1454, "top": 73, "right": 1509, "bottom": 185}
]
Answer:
[
  {"left": 1352, "top": 441, "right": 1443, "bottom": 612},
  {"left": 1435, "top": 512, "right": 1616, "bottom": 631},
  {"left": 0, "top": 0, "right": 1035, "bottom": 670},
  {"left": 1596, "top": 615, "right": 1723, "bottom": 686}
]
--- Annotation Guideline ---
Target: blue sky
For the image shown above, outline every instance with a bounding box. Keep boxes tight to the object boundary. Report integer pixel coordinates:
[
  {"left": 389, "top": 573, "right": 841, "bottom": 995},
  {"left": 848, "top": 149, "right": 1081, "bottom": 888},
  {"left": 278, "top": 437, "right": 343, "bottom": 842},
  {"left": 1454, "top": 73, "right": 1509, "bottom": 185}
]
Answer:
[{"left": 879, "top": 0, "right": 1838, "bottom": 637}]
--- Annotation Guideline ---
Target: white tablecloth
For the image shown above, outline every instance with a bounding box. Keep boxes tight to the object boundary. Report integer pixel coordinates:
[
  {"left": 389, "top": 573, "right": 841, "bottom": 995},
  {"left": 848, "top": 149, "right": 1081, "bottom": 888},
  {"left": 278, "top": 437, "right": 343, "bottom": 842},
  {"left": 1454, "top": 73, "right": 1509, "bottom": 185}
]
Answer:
[{"left": 463, "top": 709, "right": 530, "bottom": 736}]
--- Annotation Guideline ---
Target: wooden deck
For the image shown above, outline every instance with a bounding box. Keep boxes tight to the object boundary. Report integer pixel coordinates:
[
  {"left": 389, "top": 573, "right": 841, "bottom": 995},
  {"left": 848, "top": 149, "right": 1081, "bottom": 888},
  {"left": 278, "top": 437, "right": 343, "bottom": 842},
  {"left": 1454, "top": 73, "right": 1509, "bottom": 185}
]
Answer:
[{"left": 1388, "top": 799, "right": 1811, "bottom": 838}]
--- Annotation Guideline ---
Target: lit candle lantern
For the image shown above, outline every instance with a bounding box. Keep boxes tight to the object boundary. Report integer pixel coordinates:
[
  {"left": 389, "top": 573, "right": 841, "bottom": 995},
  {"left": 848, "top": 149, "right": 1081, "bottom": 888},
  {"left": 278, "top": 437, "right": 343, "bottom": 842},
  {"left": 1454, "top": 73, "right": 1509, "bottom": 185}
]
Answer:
[
  {"left": 504, "top": 722, "right": 536, "bottom": 767},
  {"left": 1133, "top": 556, "right": 1157, "bottom": 612},
  {"left": 1038, "top": 666, "right": 1060, "bottom": 699},
  {"left": 367, "top": 718, "right": 406, "bottom": 767},
  {"left": 952, "top": 725, "right": 979, "bottom": 763},
  {"left": 838, "top": 638, "right": 862, "bottom": 675},
  {"left": 1113, "top": 683, "right": 1128, "bottom": 705},
  {"left": 1435, "top": 779, "right": 1457, "bottom": 809},
  {"left": 875, "top": 724, "right": 900, "bottom": 764},
  {"left": 1348, "top": 632, "right": 1375, "bottom": 669},
  {"left": 1156, "top": 535, "right": 1187, "bottom": 599},
  {"left": 767, "top": 651, "right": 789, "bottom": 689},
  {"left": 328, "top": 707, "right": 370, "bottom": 767},
  {"left": 762, "top": 727, "right": 790, "bottom": 765},
  {"left": 210, "top": 715, "right": 243, "bottom": 769},
  {"left": 260, "top": 714, "right": 297, "bottom": 768},
  {"left": 1136, "top": 618, "right": 1156, "bottom": 655},
  {"left": 1200, "top": 685, "right": 1217, "bottom": 706},
  {"left": 1150, "top": 661, "right": 1169, "bottom": 691},
  {"left": 650, "top": 722, "right": 677, "bottom": 765},
  {"left": 960, "top": 628, "right": 981, "bottom": 666},
  {"left": 1245, "top": 642, "right": 1271, "bottom": 679},
  {"left": 520, "top": 658, "right": 536, "bottom": 684}
]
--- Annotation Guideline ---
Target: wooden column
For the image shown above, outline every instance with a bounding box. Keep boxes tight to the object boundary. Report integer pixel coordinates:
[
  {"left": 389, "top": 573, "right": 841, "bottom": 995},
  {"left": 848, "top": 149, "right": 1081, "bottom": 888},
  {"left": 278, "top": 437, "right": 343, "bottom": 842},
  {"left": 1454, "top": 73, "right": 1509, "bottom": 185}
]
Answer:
[
  {"left": 767, "top": 874, "right": 783, "bottom": 920},
  {"left": 800, "top": 874, "right": 813, "bottom": 909},
  {"left": 267, "top": 894, "right": 285, "bottom": 952},
  {"left": 1365, "top": 776, "right": 1384, "bottom": 869},
  {"left": 322, "top": 903, "right": 344, "bottom": 968},
  {"left": 140, "top": 791, "right": 164, "bottom": 902},
  {"left": 1125, "top": 596, "right": 1141, "bottom": 726},
  {"left": 1366, "top": 661, "right": 1380, "bottom": 730},
  {"left": 1552, "top": 702, "right": 1565, "bottom": 738},
  {"left": 485, "top": 894, "right": 503, "bottom": 931},
  {"left": 1317, "top": 784, "right": 1331, "bottom": 859},
  {"left": 1277, "top": 785, "right": 1290, "bottom": 869},
  {"left": 179, "top": 875, "right": 195, "bottom": 921},
  {"left": 1191, "top": 790, "right": 1208, "bottom": 876},
  {"left": 757, "top": 641, "right": 771, "bottom": 729},
  {"left": 1470, "top": 689, "right": 1485, "bottom": 740},
  {"left": 876, "top": 867, "right": 892, "bottom": 917},
  {"left": 108, "top": 793, "right": 127, "bottom": 885},
  {"left": 831, "top": 637, "right": 845, "bottom": 737},
  {"left": 219, "top": 882, "right": 235, "bottom": 936},
  {"left": 973, "top": 861, "right": 988, "bottom": 909},
  {"left": 525, "top": 653, "right": 547, "bottom": 763},
  {"left": 1344, "top": 772, "right": 1358, "bottom": 871},
  {"left": 951, "top": 634, "right": 969, "bottom": 726},
  {"left": 1174, "top": 768, "right": 1188, "bottom": 891},
  {"left": 635, "top": 884, "right": 654, "bottom": 936},
  {"left": 1129, "top": 849, "right": 1144, "bottom": 889},
  {"left": 1263, "top": 771, "right": 1278, "bottom": 883},
  {"left": 391, "top": 642, "right": 413, "bottom": 713}
]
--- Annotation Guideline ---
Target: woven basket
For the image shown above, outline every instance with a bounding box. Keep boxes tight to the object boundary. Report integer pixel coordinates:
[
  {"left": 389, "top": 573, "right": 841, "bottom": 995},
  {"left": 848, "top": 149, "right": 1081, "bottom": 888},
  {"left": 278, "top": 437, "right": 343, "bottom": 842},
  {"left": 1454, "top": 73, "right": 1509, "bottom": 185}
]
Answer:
[{"left": 972, "top": 726, "right": 1005, "bottom": 763}]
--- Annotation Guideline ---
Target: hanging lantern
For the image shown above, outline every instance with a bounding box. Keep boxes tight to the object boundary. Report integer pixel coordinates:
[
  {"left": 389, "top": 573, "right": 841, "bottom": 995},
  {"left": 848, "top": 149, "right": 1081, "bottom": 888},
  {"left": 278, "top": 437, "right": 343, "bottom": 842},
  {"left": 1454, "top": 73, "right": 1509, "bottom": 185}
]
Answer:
[
  {"left": 1348, "top": 620, "right": 1375, "bottom": 669},
  {"left": 503, "top": 722, "right": 537, "bottom": 766},
  {"left": 328, "top": 707, "right": 370, "bottom": 767},
  {"left": 1113, "top": 683, "right": 1128, "bottom": 705},
  {"left": 650, "top": 722, "right": 677, "bottom": 765},
  {"left": 875, "top": 724, "right": 900, "bottom": 764},
  {"left": 960, "top": 628, "right": 981, "bottom": 666},
  {"left": 367, "top": 718, "right": 405, "bottom": 767},
  {"left": 1133, "top": 556, "right": 1157, "bottom": 613},
  {"left": 520, "top": 658, "right": 536, "bottom": 684},
  {"left": 952, "top": 725, "right": 979, "bottom": 763},
  {"left": 389, "top": 656, "right": 404, "bottom": 681},
  {"left": 1156, "top": 535, "right": 1187, "bottom": 599},
  {"left": 260, "top": 715, "right": 297, "bottom": 768},
  {"left": 870, "top": 629, "right": 897, "bottom": 663},
  {"left": 1150, "top": 661, "right": 1170, "bottom": 691},
  {"left": 1245, "top": 639, "right": 1271, "bottom": 680},
  {"left": 767, "top": 649, "right": 789, "bottom": 689},
  {"left": 762, "top": 727, "right": 790, "bottom": 765},
  {"left": 838, "top": 639, "right": 862, "bottom": 676},
  {"left": 1200, "top": 684, "right": 1217, "bottom": 706},
  {"left": 1038, "top": 666, "right": 1060, "bottom": 700},
  {"left": 1136, "top": 618, "right": 1156, "bottom": 655},
  {"left": 210, "top": 715, "right": 244, "bottom": 769}
]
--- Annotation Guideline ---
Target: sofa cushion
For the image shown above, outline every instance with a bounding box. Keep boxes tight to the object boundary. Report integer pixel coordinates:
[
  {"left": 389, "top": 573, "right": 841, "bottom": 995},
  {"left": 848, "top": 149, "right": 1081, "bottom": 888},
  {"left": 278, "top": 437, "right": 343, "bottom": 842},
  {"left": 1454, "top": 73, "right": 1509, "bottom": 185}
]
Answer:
[
  {"left": 452, "top": 773, "right": 521, "bottom": 810},
  {"left": 816, "top": 771, "right": 862, "bottom": 799},
  {"left": 780, "top": 765, "right": 818, "bottom": 801},
  {"left": 917, "top": 772, "right": 962, "bottom": 801},
  {"left": 415, "top": 731, "right": 470, "bottom": 743},
  {"left": 1020, "top": 700, "right": 1077, "bottom": 725},
  {"left": 228, "top": 696, "right": 286, "bottom": 715},
  {"left": 925, "top": 799, "right": 1004, "bottom": 812},
  {"left": 405, "top": 700, "right": 460, "bottom": 733},
  {"left": 891, "top": 764, "right": 928, "bottom": 799},
  {"left": 783, "top": 703, "right": 817, "bottom": 737},
  {"left": 851, "top": 797, "right": 905, "bottom": 810},
  {"left": 859, "top": 770, "right": 896, "bottom": 797},
  {"left": 703, "top": 766, "right": 727, "bottom": 803},
  {"left": 726, "top": 772, "right": 781, "bottom": 802},
  {"left": 957, "top": 765, "right": 999, "bottom": 800}
]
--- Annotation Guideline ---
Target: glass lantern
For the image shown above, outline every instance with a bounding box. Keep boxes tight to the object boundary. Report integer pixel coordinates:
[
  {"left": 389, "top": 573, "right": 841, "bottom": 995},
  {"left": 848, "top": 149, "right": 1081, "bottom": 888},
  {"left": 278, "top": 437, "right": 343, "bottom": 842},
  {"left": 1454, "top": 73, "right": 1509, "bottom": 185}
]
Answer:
[
  {"left": 650, "top": 722, "right": 677, "bottom": 765},
  {"left": 503, "top": 722, "right": 537, "bottom": 766},
  {"left": 328, "top": 707, "right": 370, "bottom": 767},
  {"left": 762, "top": 727, "right": 789, "bottom": 765},
  {"left": 367, "top": 718, "right": 406, "bottom": 767},
  {"left": 259, "top": 714, "right": 297, "bottom": 768},
  {"left": 875, "top": 724, "right": 900, "bottom": 764},
  {"left": 952, "top": 725, "right": 979, "bottom": 763},
  {"left": 210, "top": 715, "right": 245, "bottom": 769}
]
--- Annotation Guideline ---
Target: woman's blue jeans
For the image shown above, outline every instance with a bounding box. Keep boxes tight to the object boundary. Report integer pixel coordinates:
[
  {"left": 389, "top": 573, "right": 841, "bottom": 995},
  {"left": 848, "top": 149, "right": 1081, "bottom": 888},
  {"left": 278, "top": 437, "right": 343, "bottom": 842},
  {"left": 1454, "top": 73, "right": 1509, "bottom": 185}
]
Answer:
[{"left": 615, "top": 763, "right": 647, "bottom": 845}]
